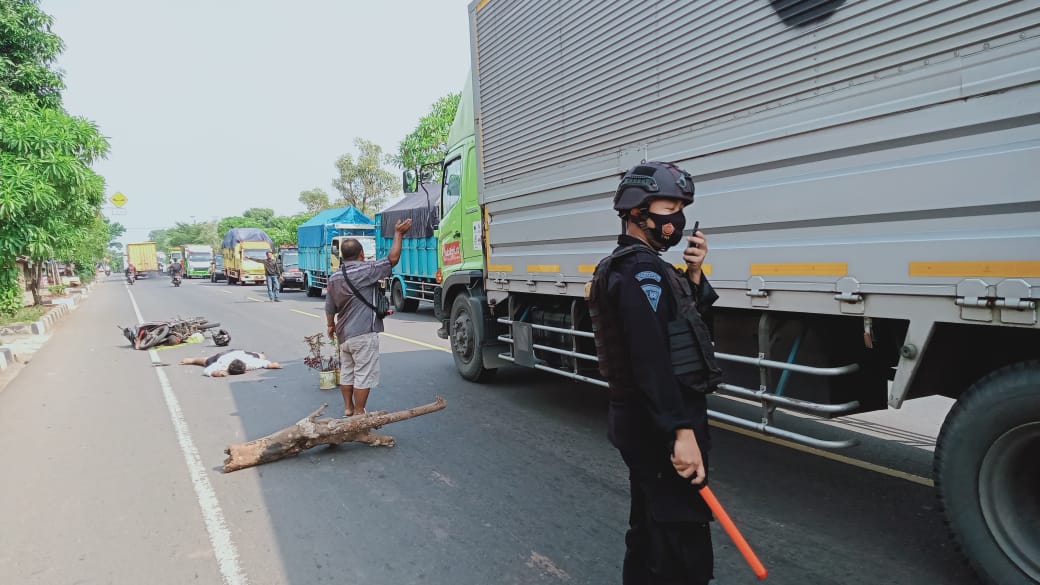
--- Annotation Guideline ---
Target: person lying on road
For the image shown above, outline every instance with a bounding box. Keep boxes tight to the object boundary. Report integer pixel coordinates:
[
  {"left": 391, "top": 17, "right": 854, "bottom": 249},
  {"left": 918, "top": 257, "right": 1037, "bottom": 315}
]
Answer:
[{"left": 181, "top": 349, "right": 283, "bottom": 377}]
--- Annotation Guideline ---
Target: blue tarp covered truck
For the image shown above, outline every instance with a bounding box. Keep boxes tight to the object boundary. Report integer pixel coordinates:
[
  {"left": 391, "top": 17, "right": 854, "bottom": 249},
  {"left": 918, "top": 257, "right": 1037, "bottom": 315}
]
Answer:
[
  {"left": 297, "top": 206, "right": 376, "bottom": 297},
  {"left": 375, "top": 184, "right": 440, "bottom": 312}
]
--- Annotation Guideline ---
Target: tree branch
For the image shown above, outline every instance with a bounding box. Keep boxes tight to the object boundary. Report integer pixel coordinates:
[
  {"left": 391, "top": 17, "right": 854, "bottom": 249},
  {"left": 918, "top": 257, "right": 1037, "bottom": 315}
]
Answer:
[{"left": 223, "top": 396, "right": 447, "bottom": 472}]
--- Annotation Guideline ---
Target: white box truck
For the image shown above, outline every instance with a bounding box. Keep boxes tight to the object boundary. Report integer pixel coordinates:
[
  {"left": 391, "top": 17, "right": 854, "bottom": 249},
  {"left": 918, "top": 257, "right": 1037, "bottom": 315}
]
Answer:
[{"left": 429, "top": 2, "right": 1040, "bottom": 583}]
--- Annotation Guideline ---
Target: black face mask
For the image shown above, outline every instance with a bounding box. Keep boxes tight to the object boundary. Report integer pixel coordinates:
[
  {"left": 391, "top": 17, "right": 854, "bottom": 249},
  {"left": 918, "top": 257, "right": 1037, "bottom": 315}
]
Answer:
[{"left": 645, "top": 209, "right": 687, "bottom": 249}]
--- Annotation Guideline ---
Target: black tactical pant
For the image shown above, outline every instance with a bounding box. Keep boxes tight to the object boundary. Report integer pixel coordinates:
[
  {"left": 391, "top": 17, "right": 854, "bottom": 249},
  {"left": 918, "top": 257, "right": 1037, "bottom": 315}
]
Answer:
[
  {"left": 619, "top": 449, "right": 714, "bottom": 585},
  {"left": 623, "top": 478, "right": 714, "bottom": 584}
]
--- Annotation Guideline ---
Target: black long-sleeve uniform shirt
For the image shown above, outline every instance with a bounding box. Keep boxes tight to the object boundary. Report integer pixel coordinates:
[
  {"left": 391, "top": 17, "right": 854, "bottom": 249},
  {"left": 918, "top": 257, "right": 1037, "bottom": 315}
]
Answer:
[{"left": 605, "top": 235, "right": 719, "bottom": 461}]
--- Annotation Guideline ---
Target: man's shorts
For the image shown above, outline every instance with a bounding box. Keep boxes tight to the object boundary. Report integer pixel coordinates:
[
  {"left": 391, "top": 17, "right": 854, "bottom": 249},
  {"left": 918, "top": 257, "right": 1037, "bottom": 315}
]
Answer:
[{"left": 339, "top": 332, "right": 380, "bottom": 388}]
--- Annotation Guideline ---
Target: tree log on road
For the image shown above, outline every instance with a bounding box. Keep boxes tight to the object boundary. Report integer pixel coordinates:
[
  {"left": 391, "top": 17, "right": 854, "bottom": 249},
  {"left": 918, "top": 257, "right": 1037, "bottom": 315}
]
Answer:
[{"left": 223, "top": 396, "right": 447, "bottom": 473}]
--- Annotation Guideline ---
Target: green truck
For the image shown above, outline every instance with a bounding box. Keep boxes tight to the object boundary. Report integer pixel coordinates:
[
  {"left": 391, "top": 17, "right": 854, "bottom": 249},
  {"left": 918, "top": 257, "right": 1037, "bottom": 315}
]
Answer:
[{"left": 182, "top": 244, "right": 213, "bottom": 278}]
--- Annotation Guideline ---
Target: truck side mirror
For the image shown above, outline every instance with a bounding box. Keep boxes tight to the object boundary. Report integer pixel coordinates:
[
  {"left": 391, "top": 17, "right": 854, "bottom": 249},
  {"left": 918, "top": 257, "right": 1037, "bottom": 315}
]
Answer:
[{"left": 402, "top": 170, "right": 417, "bottom": 194}]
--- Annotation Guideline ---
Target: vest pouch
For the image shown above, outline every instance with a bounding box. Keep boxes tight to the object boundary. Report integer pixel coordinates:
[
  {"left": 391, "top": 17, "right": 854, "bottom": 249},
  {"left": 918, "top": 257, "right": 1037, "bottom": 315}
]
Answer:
[
  {"left": 681, "top": 308, "right": 724, "bottom": 393},
  {"left": 667, "top": 319, "right": 713, "bottom": 394}
]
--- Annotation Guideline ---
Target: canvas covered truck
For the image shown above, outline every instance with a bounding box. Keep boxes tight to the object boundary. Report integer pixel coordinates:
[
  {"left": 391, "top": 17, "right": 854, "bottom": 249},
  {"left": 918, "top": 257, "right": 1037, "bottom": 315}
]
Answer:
[
  {"left": 375, "top": 185, "right": 441, "bottom": 312},
  {"left": 428, "top": 2, "right": 1040, "bottom": 584},
  {"left": 182, "top": 244, "right": 213, "bottom": 278},
  {"left": 221, "top": 228, "right": 273, "bottom": 285},
  {"left": 125, "top": 242, "right": 158, "bottom": 276},
  {"left": 297, "top": 205, "right": 376, "bottom": 297}
]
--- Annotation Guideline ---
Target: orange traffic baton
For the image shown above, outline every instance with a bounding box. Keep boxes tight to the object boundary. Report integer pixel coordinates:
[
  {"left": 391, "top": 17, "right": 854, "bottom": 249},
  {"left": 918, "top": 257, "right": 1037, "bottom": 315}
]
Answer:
[{"left": 700, "top": 485, "right": 768, "bottom": 580}]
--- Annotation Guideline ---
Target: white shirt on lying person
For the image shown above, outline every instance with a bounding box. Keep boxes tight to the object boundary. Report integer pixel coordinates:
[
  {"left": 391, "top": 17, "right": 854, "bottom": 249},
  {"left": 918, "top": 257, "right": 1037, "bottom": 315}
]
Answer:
[{"left": 203, "top": 350, "right": 271, "bottom": 377}]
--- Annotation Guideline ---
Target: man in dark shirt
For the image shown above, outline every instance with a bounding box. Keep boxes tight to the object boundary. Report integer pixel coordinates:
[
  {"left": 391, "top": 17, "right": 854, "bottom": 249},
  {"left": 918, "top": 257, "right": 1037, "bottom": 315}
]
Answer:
[
  {"left": 262, "top": 250, "right": 281, "bottom": 302},
  {"left": 325, "top": 218, "right": 411, "bottom": 417},
  {"left": 591, "top": 161, "right": 719, "bottom": 585}
]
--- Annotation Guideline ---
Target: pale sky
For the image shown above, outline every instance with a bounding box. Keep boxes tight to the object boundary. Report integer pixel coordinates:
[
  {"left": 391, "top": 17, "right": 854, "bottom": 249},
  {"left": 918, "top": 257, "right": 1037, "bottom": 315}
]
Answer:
[{"left": 42, "top": 0, "right": 473, "bottom": 245}]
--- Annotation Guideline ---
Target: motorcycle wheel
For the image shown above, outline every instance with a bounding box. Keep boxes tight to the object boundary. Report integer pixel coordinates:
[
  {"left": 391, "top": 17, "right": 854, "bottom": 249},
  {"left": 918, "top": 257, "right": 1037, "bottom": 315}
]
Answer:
[{"left": 137, "top": 325, "right": 170, "bottom": 350}]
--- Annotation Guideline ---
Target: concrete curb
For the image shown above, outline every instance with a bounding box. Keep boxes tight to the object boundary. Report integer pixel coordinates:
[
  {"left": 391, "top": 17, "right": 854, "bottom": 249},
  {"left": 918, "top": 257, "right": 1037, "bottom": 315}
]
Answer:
[{"left": 0, "top": 282, "right": 93, "bottom": 371}]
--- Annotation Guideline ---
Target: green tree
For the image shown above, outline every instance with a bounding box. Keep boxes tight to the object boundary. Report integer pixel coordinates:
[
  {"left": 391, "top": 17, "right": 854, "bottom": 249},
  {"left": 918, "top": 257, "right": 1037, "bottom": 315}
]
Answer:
[
  {"left": 0, "top": 0, "right": 65, "bottom": 108},
  {"left": 216, "top": 215, "right": 264, "bottom": 240},
  {"left": 106, "top": 218, "right": 125, "bottom": 242},
  {"left": 0, "top": 2, "right": 114, "bottom": 311},
  {"left": 298, "top": 187, "right": 331, "bottom": 214},
  {"left": 164, "top": 221, "right": 219, "bottom": 248},
  {"left": 393, "top": 92, "right": 460, "bottom": 178},
  {"left": 242, "top": 207, "right": 275, "bottom": 224},
  {"left": 332, "top": 138, "right": 397, "bottom": 216},
  {"left": 148, "top": 229, "right": 170, "bottom": 253}
]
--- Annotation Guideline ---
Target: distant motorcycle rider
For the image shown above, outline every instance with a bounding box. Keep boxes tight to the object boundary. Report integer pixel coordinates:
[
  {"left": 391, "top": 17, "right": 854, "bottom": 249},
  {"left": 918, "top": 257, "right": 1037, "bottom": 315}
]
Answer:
[
  {"left": 588, "top": 161, "right": 723, "bottom": 585},
  {"left": 170, "top": 260, "right": 183, "bottom": 281}
]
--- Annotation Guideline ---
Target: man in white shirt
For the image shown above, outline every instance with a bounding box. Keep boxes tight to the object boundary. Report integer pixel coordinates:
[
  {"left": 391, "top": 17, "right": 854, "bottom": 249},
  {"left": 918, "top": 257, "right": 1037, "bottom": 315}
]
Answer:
[{"left": 180, "top": 349, "right": 283, "bottom": 377}]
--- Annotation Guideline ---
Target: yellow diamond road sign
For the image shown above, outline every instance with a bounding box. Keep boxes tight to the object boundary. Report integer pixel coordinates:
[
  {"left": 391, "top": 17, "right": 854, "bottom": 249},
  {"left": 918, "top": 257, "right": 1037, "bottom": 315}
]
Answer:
[{"left": 110, "top": 192, "right": 128, "bottom": 207}]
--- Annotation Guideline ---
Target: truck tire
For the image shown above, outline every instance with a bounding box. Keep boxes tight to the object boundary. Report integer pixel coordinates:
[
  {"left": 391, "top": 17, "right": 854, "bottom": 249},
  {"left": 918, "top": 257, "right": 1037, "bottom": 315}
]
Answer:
[
  {"left": 450, "top": 292, "right": 496, "bottom": 382},
  {"left": 392, "top": 280, "right": 419, "bottom": 313},
  {"left": 305, "top": 275, "right": 321, "bottom": 297},
  {"left": 935, "top": 360, "right": 1040, "bottom": 585}
]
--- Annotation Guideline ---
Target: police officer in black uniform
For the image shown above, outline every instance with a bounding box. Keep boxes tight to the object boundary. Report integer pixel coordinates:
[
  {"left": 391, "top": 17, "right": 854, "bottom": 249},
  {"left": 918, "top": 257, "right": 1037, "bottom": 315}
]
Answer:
[{"left": 589, "top": 161, "right": 723, "bottom": 585}]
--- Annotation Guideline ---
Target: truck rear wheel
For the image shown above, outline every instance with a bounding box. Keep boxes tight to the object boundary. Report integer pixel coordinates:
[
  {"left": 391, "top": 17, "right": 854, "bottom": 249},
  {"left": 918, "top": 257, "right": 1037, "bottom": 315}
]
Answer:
[
  {"left": 392, "top": 280, "right": 419, "bottom": 313},
  {"left": 305, "top": 274, "right": 321, "bottom": 297},
  {"left": 450, "top": 292, "right": 496, "bottom": 382},
  {"left": 935, "top": 360, "right": 1040, "bottom": 585}
]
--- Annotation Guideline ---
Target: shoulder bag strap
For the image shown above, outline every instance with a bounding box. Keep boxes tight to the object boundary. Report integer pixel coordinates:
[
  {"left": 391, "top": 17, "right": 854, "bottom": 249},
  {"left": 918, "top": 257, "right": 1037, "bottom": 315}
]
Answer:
[{"left": 341, "top": 264, "right": 378, "bottom": 312}]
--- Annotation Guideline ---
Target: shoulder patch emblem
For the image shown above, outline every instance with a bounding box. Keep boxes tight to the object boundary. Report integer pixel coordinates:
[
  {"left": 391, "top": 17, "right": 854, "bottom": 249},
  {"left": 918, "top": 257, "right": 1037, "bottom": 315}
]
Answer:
[
  {"left": 635, "top": 270, "right": 662, "bottom": 283},
  {"left": 640, "top": 284, "right": 662, "bottom": 312}
]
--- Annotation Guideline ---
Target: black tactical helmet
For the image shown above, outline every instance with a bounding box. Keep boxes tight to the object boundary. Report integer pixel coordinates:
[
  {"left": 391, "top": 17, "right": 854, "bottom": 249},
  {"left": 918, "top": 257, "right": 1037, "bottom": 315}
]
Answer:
[{"left": 613, "top": 161, "right": 695, "bottom": 216}]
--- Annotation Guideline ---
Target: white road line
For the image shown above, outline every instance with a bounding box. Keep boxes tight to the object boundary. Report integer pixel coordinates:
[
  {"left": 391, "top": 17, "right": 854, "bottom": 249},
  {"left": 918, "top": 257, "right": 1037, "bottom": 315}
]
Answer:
[{"left": 125, "top": 284, "right": 249, "bottom": 585}]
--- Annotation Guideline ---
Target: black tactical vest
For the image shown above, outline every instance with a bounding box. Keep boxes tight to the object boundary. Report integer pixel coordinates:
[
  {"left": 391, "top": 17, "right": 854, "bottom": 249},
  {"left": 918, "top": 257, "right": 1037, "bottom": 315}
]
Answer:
[{"left": 588, "top": 244, "right": 723, "bottom": 400}]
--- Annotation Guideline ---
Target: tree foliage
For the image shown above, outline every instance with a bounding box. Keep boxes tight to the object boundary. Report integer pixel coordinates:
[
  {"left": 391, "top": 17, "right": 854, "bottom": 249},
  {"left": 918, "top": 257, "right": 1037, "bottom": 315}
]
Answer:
[
  {"left": 392, "top": 92, "right": 460, "bottom": 176},
  {"left": 332, "top": 138, "right": 397, "bottom": 216},
  {"left": 0, "top": 0, "right": 111, "bottom": 313},
  {"left": 298, "top": 187, "right": 331, "bottom": 214},
  {"left": 0, "top": 0, "right": 65, "bottom": 108}
]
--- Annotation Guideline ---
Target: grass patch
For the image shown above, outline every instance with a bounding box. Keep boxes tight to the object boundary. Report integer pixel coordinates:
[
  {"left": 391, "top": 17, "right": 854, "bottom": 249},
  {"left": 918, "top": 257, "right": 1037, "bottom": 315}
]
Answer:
[{"left": 0, "top": 306, "right": 48, "bottom": 326}]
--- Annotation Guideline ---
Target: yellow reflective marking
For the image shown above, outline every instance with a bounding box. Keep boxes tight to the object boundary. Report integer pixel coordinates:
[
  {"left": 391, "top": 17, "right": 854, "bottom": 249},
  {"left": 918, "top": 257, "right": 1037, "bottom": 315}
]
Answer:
[
  {"left": 381, "top": 332, "right": 451, "bottom": 353},
  {"left": 751, "top": 262, "right": 847, "bottom": 276},
  {"left": 909, "top": 261, "right": 1040, "bottom": 278},
  {"left": 673, "top": 263, "right": 713, "bottom": 275},
  {"left": 488, "top": 264, "right": 513, "bottom": 272},
  {"left": 527, "top": 264, "right": 561, "bottom": 273},
  {"left": 709, "top": 421, "right": 934, "bottom": 487},
  {"left": 475, "top": 0, "right": 491, "bottom": 10},
  {"left": 578, "top": 264, "right": 597, "bottom": 274}
]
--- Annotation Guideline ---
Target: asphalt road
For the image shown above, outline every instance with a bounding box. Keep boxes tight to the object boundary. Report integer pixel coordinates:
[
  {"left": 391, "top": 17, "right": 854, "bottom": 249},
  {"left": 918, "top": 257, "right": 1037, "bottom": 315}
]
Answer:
[{"left": 0, "top": 274, "right": 980, "bottom": 585}]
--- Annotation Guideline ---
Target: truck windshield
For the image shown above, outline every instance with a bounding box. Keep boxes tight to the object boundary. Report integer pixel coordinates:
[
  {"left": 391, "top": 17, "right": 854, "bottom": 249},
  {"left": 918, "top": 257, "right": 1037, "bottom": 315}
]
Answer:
[
  {"left": 187, "top": 253, "right": 212, "bottom": 262},
  {"left": 244, "top": 249, "right": 269, "bottom": 260},
  {"left": 280, "top": 252, "right": 299, "bottom": 267}
]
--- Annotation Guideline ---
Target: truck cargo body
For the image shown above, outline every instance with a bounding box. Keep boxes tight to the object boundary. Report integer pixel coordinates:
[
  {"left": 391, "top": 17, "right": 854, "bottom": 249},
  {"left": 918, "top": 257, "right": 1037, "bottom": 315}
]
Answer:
[
  {"left": 126, "top": 242, "right": 159, "bottom": 275},
  {"left": 376, "top": 186, "right": 441, "bottom": 312},
  {"left": 182, "top": 244, "right": 213, "bottom": 278},
  {"left": 168, "top": 246, "right": 183, "bottom": 274},
  {"left": 297, "top": 206, "right": 376, "bottom": 297},
  {"left": 221, "top": 228, "right": 273, "bottom": 285},
  {"left": 436, "top": 2, "right": 1040, "bottom": 584}
]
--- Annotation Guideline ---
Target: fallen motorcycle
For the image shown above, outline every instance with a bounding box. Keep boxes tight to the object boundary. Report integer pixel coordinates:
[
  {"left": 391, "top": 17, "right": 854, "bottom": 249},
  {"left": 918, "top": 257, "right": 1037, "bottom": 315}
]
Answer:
[{"left": 118, "top": 317, "right": 227, "bottom": 350}]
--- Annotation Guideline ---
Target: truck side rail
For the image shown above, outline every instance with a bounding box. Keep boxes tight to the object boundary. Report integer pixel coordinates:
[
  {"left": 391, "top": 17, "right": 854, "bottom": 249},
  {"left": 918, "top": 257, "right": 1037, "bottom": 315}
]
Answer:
[{"left": 497, "top": 317, "right": 860, "bottom": 450}]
